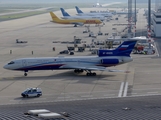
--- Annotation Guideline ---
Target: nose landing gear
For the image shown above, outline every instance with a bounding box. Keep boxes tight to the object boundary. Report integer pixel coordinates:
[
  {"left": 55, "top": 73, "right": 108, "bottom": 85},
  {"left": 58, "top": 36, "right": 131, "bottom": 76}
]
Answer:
[
  {"left": 24, "top": 70, "right": 28, "bottom": 76},
  {"left": 24, "top": 72, "right": 27, "bottom": 76}
]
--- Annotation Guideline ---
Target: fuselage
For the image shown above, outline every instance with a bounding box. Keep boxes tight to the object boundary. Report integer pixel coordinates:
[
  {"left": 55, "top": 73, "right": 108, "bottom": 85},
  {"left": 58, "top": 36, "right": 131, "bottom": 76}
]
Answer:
[
  {"left": 52, "top": 19, "right": 102, "bottom": 25},
  {"left": 61, "top": 16, "right": 105, "bottom": 21},
  {"left": 77, "top": 13, "right": 113, "bottom": 17},
  {"left": 3, "top": 56, "right": 132, "bottom": 71}
]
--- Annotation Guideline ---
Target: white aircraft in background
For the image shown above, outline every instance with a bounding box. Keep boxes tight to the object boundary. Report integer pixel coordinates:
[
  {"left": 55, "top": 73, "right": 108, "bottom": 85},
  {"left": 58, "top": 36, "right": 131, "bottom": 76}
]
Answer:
[
  {"left": 93, "top": 0, "right": 102, "bottom": 7},
  {"left": 3, "top": 40, "right": 137, "bottom": 76},
  {"left": 60, "top": 8, "right": 105, "bottom": 21},
  {"left": 75, "top": 6, "right": 113, "bottom": 17}
]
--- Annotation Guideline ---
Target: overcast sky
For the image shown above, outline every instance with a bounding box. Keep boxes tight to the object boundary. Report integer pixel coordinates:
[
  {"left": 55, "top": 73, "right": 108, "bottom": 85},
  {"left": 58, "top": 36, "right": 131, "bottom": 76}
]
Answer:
[
  {"left": 0, "top": 0, "right": 155, "bottom": 3},
  {"left": 0, "top": 0, "right": 126, "bottom": 3}
]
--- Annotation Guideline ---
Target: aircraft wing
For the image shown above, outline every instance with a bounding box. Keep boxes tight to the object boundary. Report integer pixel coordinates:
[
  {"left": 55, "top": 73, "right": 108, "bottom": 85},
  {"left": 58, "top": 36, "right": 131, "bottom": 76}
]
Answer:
[
  {"left": 60, "top": 65, "right": 126, "bottom": 72},
  {"left": 70, "top": 22, "right": 84, "bottom": 26}
]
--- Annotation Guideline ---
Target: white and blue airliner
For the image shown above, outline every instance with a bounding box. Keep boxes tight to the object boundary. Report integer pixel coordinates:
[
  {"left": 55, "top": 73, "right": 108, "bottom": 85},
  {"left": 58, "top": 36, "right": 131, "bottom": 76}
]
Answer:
[
  {"left": 60, "top": 8, "right": 105, "bottom": 21},
  {"left": 75, "top": 6, "right": 113, "bottom": 17},
  {"left": 3, "top": 40, "right": 137, "bottom": 76}
]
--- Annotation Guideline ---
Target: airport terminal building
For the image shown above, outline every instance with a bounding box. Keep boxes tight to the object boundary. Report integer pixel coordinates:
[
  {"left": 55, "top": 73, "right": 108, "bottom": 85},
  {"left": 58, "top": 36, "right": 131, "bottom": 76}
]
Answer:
[
  {"left": 152, "top": 8, "right": 161, "bottom": 37},
  {"left": 152, "top": 1, "right": 161, "bottom": 37}
]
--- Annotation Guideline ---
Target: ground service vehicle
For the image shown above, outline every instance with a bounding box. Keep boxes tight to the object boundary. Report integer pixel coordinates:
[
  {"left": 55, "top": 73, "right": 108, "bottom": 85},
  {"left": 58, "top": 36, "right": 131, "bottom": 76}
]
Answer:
[
  {"left": 21, "top": 88, "right": 42, "bottom": 98},
  {"left": 59, "top": 50, "right": 69, "bottom": 54}
]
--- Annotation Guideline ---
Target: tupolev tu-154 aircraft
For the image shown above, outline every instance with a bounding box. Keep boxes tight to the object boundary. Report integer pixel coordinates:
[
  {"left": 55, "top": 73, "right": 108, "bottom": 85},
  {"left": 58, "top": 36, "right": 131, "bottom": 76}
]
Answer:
[{"left": 3, "top": 40, "right": 137, "bottom": 76}]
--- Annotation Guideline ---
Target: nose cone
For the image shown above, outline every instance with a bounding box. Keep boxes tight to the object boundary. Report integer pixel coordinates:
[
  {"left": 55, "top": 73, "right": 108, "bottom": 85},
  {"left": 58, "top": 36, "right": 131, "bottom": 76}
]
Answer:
[{"left": 3, "top": 64, "right": 9, "bottom": 70}]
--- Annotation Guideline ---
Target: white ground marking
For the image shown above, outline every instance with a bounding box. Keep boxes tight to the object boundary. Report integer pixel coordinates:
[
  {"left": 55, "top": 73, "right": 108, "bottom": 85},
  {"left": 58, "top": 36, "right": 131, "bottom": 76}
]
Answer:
[
  {"left": 123, "top": 82, "right": 128, "bottom": 97},
  {"left": 118, "top": 82, "right": 124, "bottom": 97}
]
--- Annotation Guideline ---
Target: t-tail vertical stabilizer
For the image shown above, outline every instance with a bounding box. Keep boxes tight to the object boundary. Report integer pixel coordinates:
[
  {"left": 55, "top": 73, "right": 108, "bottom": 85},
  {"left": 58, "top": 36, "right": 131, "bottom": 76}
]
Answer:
[{"left": 98, "top": 40, "right": 137, "bottom": 57}]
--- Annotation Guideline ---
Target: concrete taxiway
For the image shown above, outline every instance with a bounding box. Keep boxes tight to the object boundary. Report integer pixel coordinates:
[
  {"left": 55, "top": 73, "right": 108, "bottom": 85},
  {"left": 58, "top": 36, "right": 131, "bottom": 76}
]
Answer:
[{"left": 0, "top": 8, "right": 161, "bottom": 106}]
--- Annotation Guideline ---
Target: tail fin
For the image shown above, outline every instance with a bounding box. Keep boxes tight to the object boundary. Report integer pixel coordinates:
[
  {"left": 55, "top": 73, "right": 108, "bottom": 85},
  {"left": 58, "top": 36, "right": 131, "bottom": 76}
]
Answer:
[
  {"left": 60, "top": 8, "right": 70, "bottom": 16},
  {"left": 98, "top": 40, "right": 137, "bottom": 57},
  {"left": 50, "top": 12, "right": 60, "bottom": 21},
  {"left": 75, "top": 6, "right": 83, "bottom": 14}
]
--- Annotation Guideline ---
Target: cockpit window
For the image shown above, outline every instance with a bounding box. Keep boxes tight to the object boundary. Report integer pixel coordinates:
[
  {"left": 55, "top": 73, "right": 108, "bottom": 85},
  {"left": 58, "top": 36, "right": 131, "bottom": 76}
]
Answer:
[{"left": 8, "top": 61, "right": 15, "bottom": 65}]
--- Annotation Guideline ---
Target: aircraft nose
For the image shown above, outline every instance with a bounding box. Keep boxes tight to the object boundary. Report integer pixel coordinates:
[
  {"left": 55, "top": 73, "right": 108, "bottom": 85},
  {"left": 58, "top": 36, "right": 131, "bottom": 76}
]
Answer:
[{"left": 3, "top": 64, "right": 9, "bottom": 69}]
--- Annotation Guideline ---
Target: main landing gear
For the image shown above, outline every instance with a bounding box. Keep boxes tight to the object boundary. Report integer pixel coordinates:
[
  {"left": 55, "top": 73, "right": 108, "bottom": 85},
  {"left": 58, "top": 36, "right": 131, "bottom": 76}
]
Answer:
[
  {"left": 74, "top": 69, "right": 97, "bottom": 76},
  {"left": 86, "top": 72, "right": 96, "bottom": 76},
  {"left": 74, "top": 25, "right": 77, "bottom": 27},
  {"left": 85, "top": 70, "right": 96, "bottom": 76}
]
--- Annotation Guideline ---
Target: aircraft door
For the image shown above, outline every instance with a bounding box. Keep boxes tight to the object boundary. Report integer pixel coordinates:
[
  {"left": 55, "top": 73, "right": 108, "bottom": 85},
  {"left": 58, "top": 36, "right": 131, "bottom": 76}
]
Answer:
[{"left": 22, "top": 60, "right": 27, "bottom": 67}]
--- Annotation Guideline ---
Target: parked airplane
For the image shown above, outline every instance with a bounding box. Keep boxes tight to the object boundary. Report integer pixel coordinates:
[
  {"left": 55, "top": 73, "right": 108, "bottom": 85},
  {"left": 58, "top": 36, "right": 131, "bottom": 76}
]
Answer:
[
  {"left": 3, "top": 40, "right": 137, "bottom": 76},
  {"left": 75, "top": 6, "right": 113, "bottom": 17},
  {"left": 50, "top": 12, "right": 102, "bottom": 27},
  {"left": 60, "top": 8, "right": 105, "bottom": 21}
]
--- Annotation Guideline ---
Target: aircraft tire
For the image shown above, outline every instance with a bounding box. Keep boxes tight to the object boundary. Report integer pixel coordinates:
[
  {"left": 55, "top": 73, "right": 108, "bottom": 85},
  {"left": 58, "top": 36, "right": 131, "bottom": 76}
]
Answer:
[
  {"left": 93, "top": 73, "right": 96, "bottom": 76},
  {"left": 22, "top": 95, "right": 25, "bottom": 98},
  {"left": 74, "top": 70, "right": 77, "bottom": 73},
  {"left": 86, "top": 73, "right": 90, "bottom": 76},
  {"left": 24, "top": 73, "right": 27, "bottom": 76}
]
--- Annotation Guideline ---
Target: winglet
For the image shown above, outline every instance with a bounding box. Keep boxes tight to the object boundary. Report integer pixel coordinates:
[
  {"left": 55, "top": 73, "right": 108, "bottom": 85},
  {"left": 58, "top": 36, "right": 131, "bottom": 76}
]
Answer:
[
  {"left": 50, "top": 12, "right": 60, "bottom": 21},
  {"left": 75, "top": 6, "right": 83, "bottom": 14},
  {"left": 60, "top": 8, "right": 70, "bottom": 16}
]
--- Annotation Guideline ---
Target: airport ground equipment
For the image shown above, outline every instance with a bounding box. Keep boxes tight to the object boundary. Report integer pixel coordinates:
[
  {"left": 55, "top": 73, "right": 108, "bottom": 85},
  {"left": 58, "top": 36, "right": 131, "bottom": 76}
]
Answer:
[
  {"left": 38, "top": 112, "right": 62, "bottom": 119},
  {"left": 28, "top": 109, "right": 50, "bottom": 115},
  {"left": 97, "top": 25, "right": 103, "bottom": 35},
  {"left": 83, "top": 30, "right": 88, "bottom": 33},
  {"left": 74, "top": 36, "right": 82, "bottom": 44},
  {"left": 59, "top": 50, "right": 69, "bottom": 54},
  {"left": 105, "top": 33, "right": 109, "bottom": 36},
  {"left": 115, "top": 18, "right": 118, "bottom": 20},
  {"left": 69, "top": 51, "right": 74, "bottom": 55},
  {"left": 105, "top": 41, "right": 113, "bottom": 49},
  {"left": 133, "top": 45, "right": 155, "bottom": 55},
  {"left": 78, "top": 46, "right": 85, "bottom": 52},
  {"left": 16, "top": 39, "right": 27, "bottom": 43},
  {"left": 21, "top": 88, "right": 42, "bottom": 97},
  {"left": 89, "top": 32, "right": 97, "bottom": 38},
  {"left": 60, "top": 112, "right": 70, "bottom": 117},
  {"left": 84, "top": 25, "right": 90, "bottom": 32},
  {"left": 67, "top": 46, "right": 75, "bottom": 51}
]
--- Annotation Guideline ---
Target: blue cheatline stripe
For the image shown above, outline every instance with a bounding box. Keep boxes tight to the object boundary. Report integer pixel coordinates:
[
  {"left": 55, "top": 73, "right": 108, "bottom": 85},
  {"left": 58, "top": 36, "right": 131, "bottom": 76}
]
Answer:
[{"left": 19, "top": 60, "right": 100, "bottom": 70}]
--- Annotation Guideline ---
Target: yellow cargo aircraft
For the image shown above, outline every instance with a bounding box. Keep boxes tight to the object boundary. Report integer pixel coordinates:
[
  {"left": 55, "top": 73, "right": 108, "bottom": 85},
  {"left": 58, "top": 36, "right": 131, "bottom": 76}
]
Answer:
[{"left": 50, "top": 12, "right": 102, "bottom": 27}]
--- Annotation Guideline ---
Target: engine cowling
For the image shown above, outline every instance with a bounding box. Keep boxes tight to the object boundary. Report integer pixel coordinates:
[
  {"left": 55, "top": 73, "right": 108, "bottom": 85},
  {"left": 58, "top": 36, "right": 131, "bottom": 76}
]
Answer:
[{"left": 101, "top": 59, "right": 119, "bottom": 64}]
